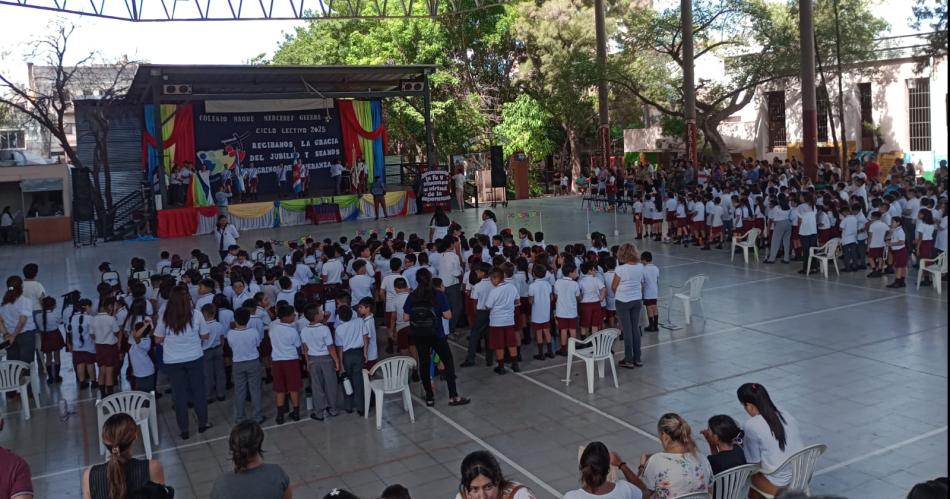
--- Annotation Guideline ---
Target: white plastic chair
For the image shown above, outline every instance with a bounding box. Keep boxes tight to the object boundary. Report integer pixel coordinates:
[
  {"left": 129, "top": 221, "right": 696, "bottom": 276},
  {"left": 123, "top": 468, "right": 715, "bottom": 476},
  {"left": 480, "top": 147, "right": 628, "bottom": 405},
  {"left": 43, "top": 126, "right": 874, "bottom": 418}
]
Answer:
[
  {"left": 362, "top": 356, "right": 416, "bottom": 430},
  {"left": 917, "top": 253, "right": 946, "bottom": 295},
  {"left": 711, "top": 464, "right": 758, "bottom": 499},
  {"left": 0, "top": 361, "right": 34, "bottom": 420},
  {"left": 670, "top": 275, "right": 707, "bottom": 325},
  {"left": 565, "top": 328, "right": 620, "bottom": 394},
  {"left": 806, "top": 238, "right": 841, "bottom": 278},
  {"left": 751, "top": 444, "right": 827, "bottom": 498},
  {"left": 674, "top": 493, "right": 710, "bottom": 499},
  {"left": 95, "top": 391, "right": 159, "bottom": 459},
  {"left": 731, "top": 228, "right": 762, "bottom": 263}
]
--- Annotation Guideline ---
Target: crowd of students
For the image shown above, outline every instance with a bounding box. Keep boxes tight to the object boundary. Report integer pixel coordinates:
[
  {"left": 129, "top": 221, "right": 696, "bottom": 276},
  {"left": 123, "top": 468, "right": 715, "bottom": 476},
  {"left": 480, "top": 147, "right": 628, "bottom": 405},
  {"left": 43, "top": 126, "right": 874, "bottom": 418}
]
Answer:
[{"left": 602, "top": 158, "right": 948, "bottom": 288}]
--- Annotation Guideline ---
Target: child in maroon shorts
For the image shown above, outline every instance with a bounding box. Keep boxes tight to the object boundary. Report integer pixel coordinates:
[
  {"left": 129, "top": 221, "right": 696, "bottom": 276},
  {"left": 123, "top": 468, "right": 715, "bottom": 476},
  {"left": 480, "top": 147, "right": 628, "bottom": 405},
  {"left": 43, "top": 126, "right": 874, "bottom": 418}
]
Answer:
[
  {"left": 886, "top": 216, "right": 909, "bottom": 288},
  {"left": 484, "top": 267, "right": 521, "bottom": 374},
  {"left": 553, "top": 261, "right": 581, "bottom": 356},
  {"left": 528, "top": 264, "right": 554, "bottom": 360},
  {"left": 577, "top": 262, "right": 606, "bottom": 338},
  {"left": 269, "top": 304, "right": 303, "bottom": 424}
]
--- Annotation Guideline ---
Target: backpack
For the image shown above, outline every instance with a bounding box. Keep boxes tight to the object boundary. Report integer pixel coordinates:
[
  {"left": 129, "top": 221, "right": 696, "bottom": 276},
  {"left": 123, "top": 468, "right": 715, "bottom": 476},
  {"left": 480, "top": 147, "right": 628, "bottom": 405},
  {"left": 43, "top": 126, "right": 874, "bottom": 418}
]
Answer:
[{"left": 408, "top": 304, "right": 438, "bottom": 339}]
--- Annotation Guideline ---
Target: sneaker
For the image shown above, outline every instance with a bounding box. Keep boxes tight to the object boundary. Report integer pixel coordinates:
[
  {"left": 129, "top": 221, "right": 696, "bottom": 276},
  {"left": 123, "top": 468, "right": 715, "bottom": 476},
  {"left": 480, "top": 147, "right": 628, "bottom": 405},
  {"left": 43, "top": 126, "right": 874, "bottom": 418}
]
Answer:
[
  {"left": 545, "top": 352, "right": 555, "bottom": 359},
  {"left": 290, "top": 410, "right": 300, "bottom": 422},
  {"left": 493, "top": 366, "right": 507, "bottom": 375},
  {"left": 618, "top": 360, "right": 636, "bottom": 369},
  {"left": 327, "top": 409, "right": 339, "bottom": 418}
]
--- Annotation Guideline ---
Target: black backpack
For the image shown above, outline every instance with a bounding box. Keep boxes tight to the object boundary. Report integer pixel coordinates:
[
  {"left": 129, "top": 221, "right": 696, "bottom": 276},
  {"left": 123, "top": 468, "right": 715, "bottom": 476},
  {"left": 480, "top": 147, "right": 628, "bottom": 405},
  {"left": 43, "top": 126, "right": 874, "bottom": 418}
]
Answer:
[{"left": 409, "top": 304, "right": 438, "bottom": 339}]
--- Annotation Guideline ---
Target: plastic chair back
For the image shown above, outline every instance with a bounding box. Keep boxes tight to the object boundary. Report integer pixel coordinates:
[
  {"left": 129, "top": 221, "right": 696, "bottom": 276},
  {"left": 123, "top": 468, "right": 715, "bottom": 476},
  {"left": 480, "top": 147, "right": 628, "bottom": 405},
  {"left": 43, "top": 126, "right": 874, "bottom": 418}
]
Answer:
[
  {"left": 0, "top": 360, "right": 29, "bottom": 391},
  {"left": 98, "top": 391, "right": 152, "bottom": 421},
  {"left": 686, "top": 274, "right": 707, "bottom": 301},
  {"left": 776, "top": 444, "right": 827, "bottom": 492},
  {"left": 588, "top": 329, "right": 619, "bottom": 359},
  {"left": 744, "top": 228, "right": 761, "bottom": 243},
  {"left": 369, "top": 356, "right": 416, "bottom": 393},
  {"left": 712, "top": 464, "right": 757, "bottom": 499}
]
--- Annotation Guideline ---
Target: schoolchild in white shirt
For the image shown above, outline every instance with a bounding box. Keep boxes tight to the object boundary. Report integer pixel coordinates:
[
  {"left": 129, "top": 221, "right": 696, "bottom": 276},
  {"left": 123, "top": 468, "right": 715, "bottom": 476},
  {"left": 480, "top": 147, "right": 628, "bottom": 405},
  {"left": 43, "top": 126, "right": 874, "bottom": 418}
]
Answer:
[
  {"left": 553, "top": 261, "right": 581, "bottom": 356},
  {"left": 484, "top": 265, "right": 521, "bottom": 374},
  {"left": 300, "top": 303, "right": 341, "bottom": 420},
  {"left": 200, "top": 303, "right": 227, "bottom": 402},
  {"left": 270, "top": 304, "right": 303, "bottom": 424},
  {"left": 641, "top": 252, "right": 661, "bottom": 332},
  {"left": 378, "top": 257, "right": 403, "bottom": 354},
  {"left": 356, "top": 297, "right": 379, "bottom": 368},
  {"left": 577, "top": 262, "right": 606, "bottom": 338},
  {"left": 527, "top": 264, "right": 554, "bottom": 360}
]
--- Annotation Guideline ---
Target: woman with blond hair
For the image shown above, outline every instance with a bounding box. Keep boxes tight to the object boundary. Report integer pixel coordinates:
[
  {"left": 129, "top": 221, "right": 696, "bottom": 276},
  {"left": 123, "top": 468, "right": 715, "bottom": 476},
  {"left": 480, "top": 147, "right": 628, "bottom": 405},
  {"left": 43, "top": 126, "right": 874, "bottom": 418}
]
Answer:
[
  {"left": 611, "top": 413, "right": 713, "bottom": 498},
  {"left": 82, "top": 413, "right": 165, "bottom": 499},
  {"left": 610, "top": 243, "right": 645, "bottom": 368}
]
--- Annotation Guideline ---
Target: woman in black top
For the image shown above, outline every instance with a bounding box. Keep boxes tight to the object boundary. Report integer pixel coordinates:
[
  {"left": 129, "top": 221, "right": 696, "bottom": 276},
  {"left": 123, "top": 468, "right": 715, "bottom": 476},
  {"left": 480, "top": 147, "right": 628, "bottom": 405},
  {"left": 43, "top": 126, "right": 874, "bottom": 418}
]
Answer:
[
  {"left": 82, "top": 413, "right": 164, "bottom": 499},
  {"left": 700, "top": 414, "right": 747, "bottom": 475}
]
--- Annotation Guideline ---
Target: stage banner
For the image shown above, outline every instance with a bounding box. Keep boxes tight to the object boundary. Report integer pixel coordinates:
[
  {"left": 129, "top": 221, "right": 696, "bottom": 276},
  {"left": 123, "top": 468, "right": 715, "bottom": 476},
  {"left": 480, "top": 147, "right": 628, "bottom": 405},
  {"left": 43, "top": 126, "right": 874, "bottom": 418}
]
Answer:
[
  {"left": 193, "top": 102, "right": 343, "bottom": 199},
  {"left": 419, "top": 170, "right": 451, "bottom": 205}
]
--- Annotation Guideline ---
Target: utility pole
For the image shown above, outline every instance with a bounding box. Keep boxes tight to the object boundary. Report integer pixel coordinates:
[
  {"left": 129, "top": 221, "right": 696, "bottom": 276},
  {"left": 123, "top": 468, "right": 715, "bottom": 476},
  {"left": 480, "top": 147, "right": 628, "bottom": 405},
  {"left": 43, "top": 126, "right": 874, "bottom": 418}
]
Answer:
[
  {"left": 800, "top": 0, "right": 818, "bottom": 180},
  {"left": 682, "top": 0, "right": 697, "bottom": 167},
  {"left": 594, "top": 0, "right": 610, "bottom": 171},
  {"left": 832, "top": 0, "right": 849, "bottom": 179}
]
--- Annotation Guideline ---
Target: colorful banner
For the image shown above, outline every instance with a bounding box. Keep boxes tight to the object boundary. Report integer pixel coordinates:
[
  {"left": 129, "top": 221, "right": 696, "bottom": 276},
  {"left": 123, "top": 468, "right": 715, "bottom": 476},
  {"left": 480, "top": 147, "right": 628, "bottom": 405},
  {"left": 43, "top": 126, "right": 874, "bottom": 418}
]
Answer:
[
  {"left": 338, "top": 100, "right": 387, "bottom": 187},
  {"left": 193, "top": 102, "right": 343, "bottom": 199},
  {"left": 156, "top": 192, "right": 417, "bottom": 238}
]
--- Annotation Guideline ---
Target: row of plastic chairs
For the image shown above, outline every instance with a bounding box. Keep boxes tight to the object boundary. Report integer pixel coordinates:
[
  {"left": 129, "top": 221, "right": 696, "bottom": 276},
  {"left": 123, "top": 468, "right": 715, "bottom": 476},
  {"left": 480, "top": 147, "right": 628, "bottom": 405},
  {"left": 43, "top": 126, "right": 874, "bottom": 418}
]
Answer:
[{"left": 674, "top": 443, "right": 827, "bottom": 498}]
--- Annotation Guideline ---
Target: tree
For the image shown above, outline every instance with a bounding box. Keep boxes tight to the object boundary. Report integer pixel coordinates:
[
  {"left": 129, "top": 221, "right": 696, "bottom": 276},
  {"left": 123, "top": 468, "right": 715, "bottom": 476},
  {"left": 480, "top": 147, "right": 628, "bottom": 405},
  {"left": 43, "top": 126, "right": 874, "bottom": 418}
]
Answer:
[
  {"left": 0, "top": 20, "right": 136, "bottom": 218},
  {"left": 494, "top": 94, "right": 559, "bottom": 161},
  {"left": 611, "top": 0, "right": 887, "bottom": 159},
  {"left": 911, "top": 0, "right": 948, "bottom": 64},
  {"left": 512, "top": 0, "right": 606, "bottom": 188}
]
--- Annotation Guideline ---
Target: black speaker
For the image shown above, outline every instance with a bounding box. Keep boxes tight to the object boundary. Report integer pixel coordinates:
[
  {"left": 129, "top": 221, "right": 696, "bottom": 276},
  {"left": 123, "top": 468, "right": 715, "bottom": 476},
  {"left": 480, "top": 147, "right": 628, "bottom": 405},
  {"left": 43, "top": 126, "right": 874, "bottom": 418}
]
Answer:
[
  {"left": 72, "top": 167, "right": 95, "bottom": 221},
  {"left": 490, "top": 145, "right": 506, "bottom": 188}
]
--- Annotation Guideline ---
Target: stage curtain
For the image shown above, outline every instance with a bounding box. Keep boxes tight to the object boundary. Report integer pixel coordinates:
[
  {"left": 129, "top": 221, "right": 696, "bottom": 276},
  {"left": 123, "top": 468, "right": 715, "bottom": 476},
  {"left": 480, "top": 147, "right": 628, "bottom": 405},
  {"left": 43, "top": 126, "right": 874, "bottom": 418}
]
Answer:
[
  {"left": 195, "top": 207, "right": 219, "bottom": 236},
  {"left": 141, "top": 104, "right": 196, "bottom": 177},
  {"left": 355, "top": 191, "right": 417, "bottom": 220},
  {"left": 279, "top": 198, "right": 315, "bottom": 212},
  {"left": 338, "top": 100, "right": 388, "bottom": 183},
  {"left": 227, "top": 202, "right": 274, "bottom": 219}
]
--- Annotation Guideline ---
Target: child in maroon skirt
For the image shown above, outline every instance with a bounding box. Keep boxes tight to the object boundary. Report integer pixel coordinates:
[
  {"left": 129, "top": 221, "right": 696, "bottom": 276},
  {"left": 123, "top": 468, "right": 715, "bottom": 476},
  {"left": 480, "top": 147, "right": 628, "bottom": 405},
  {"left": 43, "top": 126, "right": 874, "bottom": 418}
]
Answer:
[
  {"left": 38, "top": 296, "right": 64, "bottom": 384},
  {"left": 91, "top": 296, "right": 121, "bottom": 398},
  {"left": 886, "top": 217, "right": 909, "bottom": 288}
]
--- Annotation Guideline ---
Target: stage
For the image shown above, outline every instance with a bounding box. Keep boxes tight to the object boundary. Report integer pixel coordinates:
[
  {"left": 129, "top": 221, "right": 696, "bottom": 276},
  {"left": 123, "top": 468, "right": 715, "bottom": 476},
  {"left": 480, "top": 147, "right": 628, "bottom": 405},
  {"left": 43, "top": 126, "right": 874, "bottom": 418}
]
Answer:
[{"left": 157, "top": 189, "right": 418, "bottom": 238}]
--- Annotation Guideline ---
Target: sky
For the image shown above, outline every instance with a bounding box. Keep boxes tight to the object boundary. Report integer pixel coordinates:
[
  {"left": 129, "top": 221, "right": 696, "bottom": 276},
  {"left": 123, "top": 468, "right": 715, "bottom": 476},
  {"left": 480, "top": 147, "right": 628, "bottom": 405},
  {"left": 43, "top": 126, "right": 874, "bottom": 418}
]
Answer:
[{"left": 0, "top": 0, "right": 921, "bottom": 85}]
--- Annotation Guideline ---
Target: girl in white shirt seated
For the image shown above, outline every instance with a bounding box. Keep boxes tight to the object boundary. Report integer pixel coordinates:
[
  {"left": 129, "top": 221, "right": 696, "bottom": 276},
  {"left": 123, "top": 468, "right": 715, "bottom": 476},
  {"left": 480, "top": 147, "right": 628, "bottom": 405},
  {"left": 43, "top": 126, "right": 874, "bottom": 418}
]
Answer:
[
  {"left": 565, "top": 442, "right": 642, "bottom": 499},
  {"left": 737, "top": 382, "right": 805, "bottom": 497}
]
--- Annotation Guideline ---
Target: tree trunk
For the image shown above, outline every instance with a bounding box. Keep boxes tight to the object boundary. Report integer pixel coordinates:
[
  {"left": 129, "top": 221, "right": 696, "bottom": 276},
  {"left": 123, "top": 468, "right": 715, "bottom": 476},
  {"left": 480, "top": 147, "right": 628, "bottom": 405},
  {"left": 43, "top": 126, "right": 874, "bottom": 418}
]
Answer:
[
  {"left": 700, "top": 117, "right": 729, "bottom": 161},
  {"left": 565, "top": 124, "right": 582, "bottom": 192}
]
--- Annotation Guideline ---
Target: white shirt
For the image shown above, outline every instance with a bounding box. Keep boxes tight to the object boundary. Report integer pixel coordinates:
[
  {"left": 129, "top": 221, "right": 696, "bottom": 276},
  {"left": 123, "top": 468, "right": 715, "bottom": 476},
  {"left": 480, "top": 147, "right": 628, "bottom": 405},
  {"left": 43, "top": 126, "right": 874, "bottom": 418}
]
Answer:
[
  {"left": 214, "top": 224, "right": 240, "bottom": 250},
  {"left": 0, "top": 296, "right": 36, "bottom": 333},
  {"left": 890, "top": 226, "right": 906, "bottom": 251},
  {"left": 797, "top": 205, "right": 817, "bottom": 236},
  {"left": 868, "top": 220, "right": 889, "bottom": 248},
  {"left": 709, "top": 205, "right": 724, "bottom": 227},
  {"left": 67, "top": 312, "right": 96, "bottom": 354},
  {"left": 349, "top": 274, "right": 375, "bottom": 304},
  {"left": 936, "top": 216, "right": 948, "bottom": 251},
  {"left": 293, "top": 263, "right": 314, "bottom": 287},
  {"left": 839, "top": 215, "right": 858, "bottom": 245},
  {"left": 485, "top": 282, "right": 519, "bottom": 327},
  {"left": 155, "top": 309, "right": 206, "bottom": 364},
  {"left": 917, "top": 222, "right": 935, "bottom": 241},
  {"left": 554, "top": 278, "right": 580, "bottom": 319},
  {"left": 21, "top": 281, "right": 46, "bottom": 312},
  {"left": 437, "top": 251, "right": 462, "bottom": 287},
  {"left": 321, "top": 258, "right": 344, "bottom": 284},
  {"left": 528, "top": 280, "right": 552, "bottom": 323},
  {"left": 334, "top": 318, "right": 367, "bottom": 351},
  {"left": 478, "top": 218, "right": 498, "bottom": 237},
  {"left": 301, "top": 323, "right": 334, "bottom": 357},
  {"left": 201, "top": 320, "right": 225, "bottom": 349},
  {"left": 129, "top": 335, "right": 155, "bottom": 378},
  {"left": 380, "top": 273, "right": 401, "bottom": 312},
  {"left": 269, "top": 322, "right": 301, "bottom": 361},
  {"left": 613, "top": 263, "right": 645, "bottom": 302},
  {"left": 641, "top": 264, "right": 659, "bottom": 300},
  {"left": 603, "top": 270, "right": 617, "bottom": 310},
  {"left": 393, "top": 293, "right": 411, "bottom": 331},
  {"left": 227, "top": 327, "right": 262, "bottom": 362},
  {"left": 742, "top": 413, "right": 804, "bottom": 486},
  {"left": 563, "top": 480, "right": 643, "bottom": 499},
  {"left": 90, "top": 313, "right": 119, "bottom": 345},
  {"left": 472, "top": 279, "right": 494, "bottom": 310},
  {"left": 578, "top": 275, "right": 605, "bottom": 303}
]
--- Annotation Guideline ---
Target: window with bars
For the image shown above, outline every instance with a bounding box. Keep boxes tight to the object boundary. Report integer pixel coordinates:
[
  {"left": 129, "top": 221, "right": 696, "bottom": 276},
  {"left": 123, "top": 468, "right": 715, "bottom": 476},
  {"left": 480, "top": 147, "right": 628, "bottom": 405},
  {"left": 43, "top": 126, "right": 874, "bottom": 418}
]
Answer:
[
  {"left": 766, "top": 91, "right": 786, "bottom": 151},
  {"left": 859, "top": 82, "right": 873, "bottom": 137},
  {"left": 817, "top": 87, "right": 830, "bottom": 143},
  {"left": 0, "top": 130, "right": 25, "bottom": 150},
  {"left": 908, "top": 78, "right": 931, "bottom": 151}
]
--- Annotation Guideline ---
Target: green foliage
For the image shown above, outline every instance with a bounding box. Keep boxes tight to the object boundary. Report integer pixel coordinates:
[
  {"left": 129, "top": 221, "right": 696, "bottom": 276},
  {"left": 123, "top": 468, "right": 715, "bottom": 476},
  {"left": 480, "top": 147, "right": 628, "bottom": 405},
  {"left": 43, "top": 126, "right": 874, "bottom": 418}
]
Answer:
[
  {"left": 911, "top": 0, "right": 948, "bottom": 63},
  {"left": 495, "top": 94, "right": 558, "bottom": 161}
]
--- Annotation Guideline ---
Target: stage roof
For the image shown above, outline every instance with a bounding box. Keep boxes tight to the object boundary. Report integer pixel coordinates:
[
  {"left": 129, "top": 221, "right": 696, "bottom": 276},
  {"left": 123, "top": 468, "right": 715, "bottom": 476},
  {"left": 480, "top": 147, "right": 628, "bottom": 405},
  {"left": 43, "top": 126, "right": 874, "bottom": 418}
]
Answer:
[{"left": 127, "top": 64, "right": 437, "bottom": 102}]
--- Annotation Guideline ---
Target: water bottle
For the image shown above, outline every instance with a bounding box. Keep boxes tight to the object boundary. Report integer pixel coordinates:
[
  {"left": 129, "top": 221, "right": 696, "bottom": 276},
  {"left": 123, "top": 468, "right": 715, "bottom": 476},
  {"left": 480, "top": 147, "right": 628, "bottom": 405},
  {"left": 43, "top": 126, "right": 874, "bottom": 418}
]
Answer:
[{"left": 340, "top": 373, "right": 353, "bottom": 396}]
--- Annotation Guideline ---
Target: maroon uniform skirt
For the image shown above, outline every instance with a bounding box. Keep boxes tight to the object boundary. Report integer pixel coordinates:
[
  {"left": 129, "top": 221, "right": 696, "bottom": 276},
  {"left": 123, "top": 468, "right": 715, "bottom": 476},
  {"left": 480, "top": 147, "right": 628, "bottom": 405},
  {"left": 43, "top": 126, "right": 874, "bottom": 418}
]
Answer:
[
  {"left": 41, "top": 330, "right": 66, "bottom": 352},
  {"left": 95, "top": 343, "right": 120, "bottom": 367}
]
